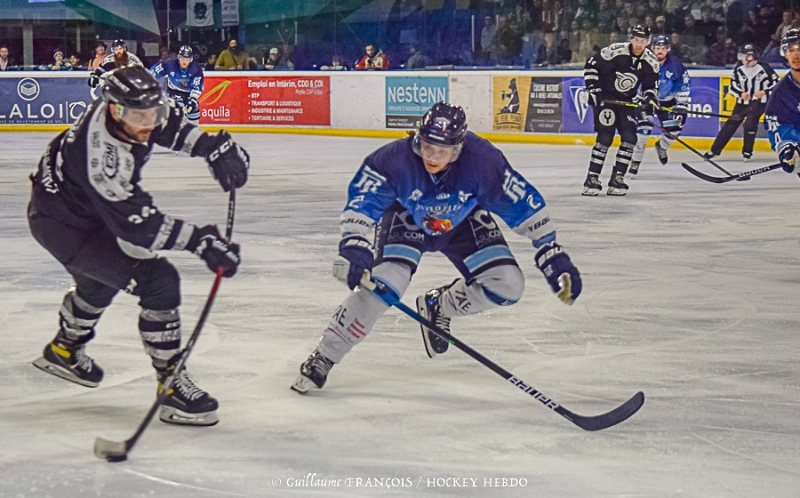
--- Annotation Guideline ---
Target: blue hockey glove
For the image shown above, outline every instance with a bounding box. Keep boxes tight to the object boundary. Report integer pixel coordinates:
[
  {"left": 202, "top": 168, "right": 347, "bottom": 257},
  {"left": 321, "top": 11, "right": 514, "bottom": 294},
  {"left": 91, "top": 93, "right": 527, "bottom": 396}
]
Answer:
[
  {"left": 207, "top": 130, "right": 249, "bottom": 192},
  {"left": 333, "top": 235, "right": 374, "bottom": 290},
  {"left": 535, "top": 243, "right": 582, "bottom": 304},
  {"left": 186, "top": 225, "right": 240, "bottom": 278},
  {"left": 778, "top": 141, "right": 800, "bottom": 173},
  {"left": 185, "top": 97, "right": 199, "bottom": 115},
  {"left": 587, "top": 87, "right": 602, "bottom": 107}
]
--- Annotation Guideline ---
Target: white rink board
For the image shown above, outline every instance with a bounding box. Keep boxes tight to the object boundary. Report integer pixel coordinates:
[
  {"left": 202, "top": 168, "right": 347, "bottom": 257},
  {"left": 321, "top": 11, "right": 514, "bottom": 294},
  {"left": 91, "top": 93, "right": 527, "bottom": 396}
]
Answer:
[{"left": 1, "top": 133, "right": 799, "bottom": 497}]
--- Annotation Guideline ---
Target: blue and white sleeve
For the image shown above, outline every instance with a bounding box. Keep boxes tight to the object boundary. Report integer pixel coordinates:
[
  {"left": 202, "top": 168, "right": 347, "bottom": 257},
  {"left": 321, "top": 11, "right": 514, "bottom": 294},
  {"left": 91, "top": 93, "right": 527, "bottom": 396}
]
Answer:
[
  {"left": 339, "top": 163, "right": 396, "bottom": 240},
  {"left": 149, "top": 61, "right": 165, "bottom": 80},
  {"left": 190, "top": 66, "right": 204, "bottom": 101},
  {"left": 484, "top": 167, "right": 556, "bottom": 248},
  {"left": 766, "top": 114, "right": 800, "bottom": 154}
]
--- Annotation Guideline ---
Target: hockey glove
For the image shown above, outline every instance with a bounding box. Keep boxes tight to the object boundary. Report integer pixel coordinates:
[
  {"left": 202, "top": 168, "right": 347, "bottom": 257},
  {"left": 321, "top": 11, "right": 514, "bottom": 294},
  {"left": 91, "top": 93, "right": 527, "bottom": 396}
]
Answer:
[
  {"left": 535, "top": 243, "right": 582, "bottom": 305},
  {"left": 185, "top": 97, "right": 199, "bottom": 115},
  {"left": 207, "top": 130, "right": 249, "bottom": 192},
  {"left": 642, "top": 92, "right": 659, "bottom": 113},
  {"left": 587, "top": 87, "right": 602, "bottom": 107},
  {"left": 333, "top": 235, "right": 374, "bottom": 290},
  {"left": 187, "top": 225, "right": 241, "bottom": 278},
  {"left": 88, "top": 73, "right": 100, "bottom": 88},
  {"left": 778, "top": 141, "right": 800, "bottom": 173}
]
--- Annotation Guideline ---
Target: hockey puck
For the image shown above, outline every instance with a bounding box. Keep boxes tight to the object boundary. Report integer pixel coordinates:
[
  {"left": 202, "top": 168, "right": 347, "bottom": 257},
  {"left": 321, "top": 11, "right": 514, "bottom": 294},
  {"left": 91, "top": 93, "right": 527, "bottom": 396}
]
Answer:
[{"left": 105, "top": 454, "right": 128, "bottom": 463}]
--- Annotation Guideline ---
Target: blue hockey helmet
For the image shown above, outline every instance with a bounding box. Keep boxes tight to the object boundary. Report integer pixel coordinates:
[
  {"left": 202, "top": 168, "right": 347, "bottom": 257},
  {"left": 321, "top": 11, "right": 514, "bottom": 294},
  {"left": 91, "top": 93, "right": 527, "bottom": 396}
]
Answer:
[
  {"left": 412, "top": 102, "right": 468, "bottom": 164},
  {"left": 178, "top": 45, "right": 193, "bottom": 60},
  {"left": 781, "top": 28, "right": 800, "bottom": 56},
  {"left": 652, "top": 35, "right": 670, "bottom": 49}
]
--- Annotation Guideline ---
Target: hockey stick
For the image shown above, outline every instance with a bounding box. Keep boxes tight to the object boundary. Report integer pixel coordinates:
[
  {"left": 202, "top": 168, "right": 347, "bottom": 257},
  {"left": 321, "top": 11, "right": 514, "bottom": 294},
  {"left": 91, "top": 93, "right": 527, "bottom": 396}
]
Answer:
[
  {"left": 94, "top": 188, "right": 236, "bottom": 462},
  {"left": 681, "top": 162, "right": 784, "bottom": 183},
  {"left": 643, "top": 118, "right": 734, "bottom": 176},
  {"left": 602, "top": 99, "right": 731, "bottom": 119},
  {"left": 360, "top": 275, "right": 644, "bottom": 431}
]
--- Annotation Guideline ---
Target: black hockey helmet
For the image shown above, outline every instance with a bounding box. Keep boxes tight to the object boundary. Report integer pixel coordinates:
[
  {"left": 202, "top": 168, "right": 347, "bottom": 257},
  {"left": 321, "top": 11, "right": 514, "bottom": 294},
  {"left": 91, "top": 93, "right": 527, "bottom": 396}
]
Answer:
[
  {"left": 112, "top": 39, "right": 127, "bottom": 50},
  {"left": 738, "top": 43, "right": 756, "bottom": 58},
  {"left": 630, "top": 24, "right": 651, "bottom": 41},
  {"left": 781, "top": 28, "right": 800, "bottom": 56},
  {"left": 102, "top": 64, "right": 169, "bottom": 130},
  {"left": 412, "top": 102, "right": 468, "bottom": 164},
  {"left": 652, "top": 35, "right": 670, "bottom": 49}
]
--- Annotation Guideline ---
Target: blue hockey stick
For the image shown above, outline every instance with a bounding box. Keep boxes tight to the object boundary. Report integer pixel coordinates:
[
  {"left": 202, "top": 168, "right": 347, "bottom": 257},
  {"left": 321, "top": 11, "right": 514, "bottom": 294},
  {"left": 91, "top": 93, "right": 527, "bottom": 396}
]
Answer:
[{"left": 359, "top": 275, "right": 644, "bottom": 431}]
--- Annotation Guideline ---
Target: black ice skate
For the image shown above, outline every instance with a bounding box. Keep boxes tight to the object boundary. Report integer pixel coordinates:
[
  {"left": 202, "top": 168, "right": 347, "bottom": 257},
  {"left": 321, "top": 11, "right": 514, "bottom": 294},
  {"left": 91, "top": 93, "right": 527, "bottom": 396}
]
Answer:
[
  {"left": 582, "top": 174, "right": 602, "bottom": 196},
  {"left": 703, "top": 151, "right": 719, "bottom": 160},
  {"left": 416, "top": 286, "right": 452, "bottom": 358},
  {"left": 33, "top": 340, "right": 104, "bottom": 388},
  {"left": 743, "top": 152, "right": 752, "bottom": 162},
  {"left": 156, "top": 355, "right": 219, "bottom": 426},
  {"left": 607, "top": 175, "right": 629, "bottom": 196},
  {"left": 629, "top": 161, "right": 640, "bottom": 175},
  {"left": 655, "top": 141, "right": 669, "bottom": 164},
  {"left": 291, "top": 349, "right": 335, "bottom": 394}
]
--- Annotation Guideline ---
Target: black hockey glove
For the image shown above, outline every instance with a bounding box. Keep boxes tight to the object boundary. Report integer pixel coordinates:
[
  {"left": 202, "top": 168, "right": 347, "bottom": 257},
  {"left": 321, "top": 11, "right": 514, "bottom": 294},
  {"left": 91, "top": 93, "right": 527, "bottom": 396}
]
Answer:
[
  {"left": 535, "top": 243, "right": 582, "bottom": 305},
  {"left": 587, "top": 87, "right": 602, "bottom": 107},
  {"left": 88, "top": 73, "right": 100, "bottom": 88},
  {"left": 206, "top": 130, "right": 249, "bottom": 192},
  {"left": 779, "top": 141, "right": 800, "bottom": 173},
  {"left": 185, "top": 97, "right": 199, "bottom": 115},
  {"left": 333, "top": 235, "right": 374, "bottom": 290},
  {"left": 187, "top": 225, "right": 241, "bottom": 278},
  {"left": 641, "top": 92, "right": 659, "bottom": 113}
]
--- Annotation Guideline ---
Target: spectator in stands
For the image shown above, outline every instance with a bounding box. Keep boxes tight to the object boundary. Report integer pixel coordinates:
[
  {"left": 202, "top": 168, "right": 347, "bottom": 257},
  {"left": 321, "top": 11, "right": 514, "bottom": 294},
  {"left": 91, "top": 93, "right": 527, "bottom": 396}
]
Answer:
[
  {"left": 205, "top": 53, "right": 217, "bottom": 71},
  {"left": 765, "top": 10, "right": 798, "bottom": 54},
  {"left": 645, "top": 16, "right": 656, "bottom": 34},
  {"left": 541, "top": 0, "right": 556, "bottom": 32},
  {"left": 752, "top": 5, "right": 775, "bottom": 45},
  {"left": 550, "top": 38, "right": 572, "bottom": 64},
  {"left": 726, "top": 0, "right": 745, "bottom": 44},
  {"left": 654, "top": 15, "right": 667, "bottom": 35},
  {"left": 670, "top": 32, "right": 685, "bottom": 60},
  {"left": 609, "top": 31, "right": 622, "bottom": 44},
  {"left": 645, "top": 0, "right": 664, "bottom": 20},
  {"left": 87, "top": 41, "right": 106, "bottom": 71},
  {"left": 321, "top": 55, "right": 347, "bottom": 70},
  {"left": 682, "top": 14, "right": 698, "bottom": 37},
  {"left": 158, "top": 46, "right": 172, "bottom": 63},
  {"left": 0, "top": 45, "right": 16, "bottom": 71},
  {"left": 69, "top": 54, "right": 84, "bottom": 69},
  {"left": 216, "top": 39, "right": 248, "bottom": 70},
  {"left": 697, "top": 7, "right": 721, "bottom": 46},
  {"left": 263, "top": 47, "right": 293, "bottom": 70},
  {"left": 355, "top": 44, "right": 390, "bottom": 70},
  {"left": 406, "top": 45, "right": 429, "bottom": 69},
  {"left": 49, "top": 51, "right": 72, "bottom": 71},
  {"left": 527, "top": 0, "right": 544, "bottom": 31},
  {"left": 614, "top": 14, "right": 631, "bottom": 36},
  {"left": 740, "top": 10, "right": 757, "bottom": 45},
  {"left": 706, "top": 27, "right": 737, "bottom": 66},
  {"left": 481, "top": 15, "right": 498, "bottom": 61},
  {"left": 596, "top": 0, "right": 617, "bottom": 32},
  {"left": 670, "top": 0, "right": 693, "bottom": 33},
  {"left": 497, "top": 15, "right": 523, "bottom": 63}
]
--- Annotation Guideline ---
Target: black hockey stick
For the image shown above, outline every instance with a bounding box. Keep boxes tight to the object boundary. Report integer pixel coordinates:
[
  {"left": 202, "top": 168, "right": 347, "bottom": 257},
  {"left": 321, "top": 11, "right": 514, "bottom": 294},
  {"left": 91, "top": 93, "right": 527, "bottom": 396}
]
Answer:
[
  {"left": 360, "top": 275, "right": 644, "bottom": 431},
  {"left": 94, "top": 188, "right": 236, "bottom": 462},
  {"left": 643, "top": 118, "right": 734, "bottom": 176},
  {"left": 602, "top": 99, "right": 731, "bottom": 119},
  {"left": 681, "top": 162, "right": 784, "bottom": 183}
]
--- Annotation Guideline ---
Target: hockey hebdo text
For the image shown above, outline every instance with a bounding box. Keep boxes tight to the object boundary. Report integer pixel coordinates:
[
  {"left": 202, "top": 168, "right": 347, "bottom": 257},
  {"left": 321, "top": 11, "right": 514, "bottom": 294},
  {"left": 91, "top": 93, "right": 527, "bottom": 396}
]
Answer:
[{"left": 271, "top": 473, "right": 528, "bottom": 490}]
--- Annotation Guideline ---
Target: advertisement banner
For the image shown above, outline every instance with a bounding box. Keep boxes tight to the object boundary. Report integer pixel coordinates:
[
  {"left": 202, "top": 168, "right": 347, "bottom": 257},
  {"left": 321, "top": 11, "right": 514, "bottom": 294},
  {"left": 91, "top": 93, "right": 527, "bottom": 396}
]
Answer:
[
  {"left": 221, "top": 0, "right": 239, "bottom": 27},
  {"left": 562, "top": 76, "right": 720, "bottom": 137},
  {"left": 523, "top": 76, "right": 563, "bottom": 132},
  {"left": 492, "top": 76, "right": 529, "bottom": 131},
  {"left": 199, "top": 75, "right": 330, "bottom": 126},
  {"left": 0, "top": 77, "right": 93, "bottom": 125},
  {"left": 385, "top": 76, "right": 448, "bottom": 129}
]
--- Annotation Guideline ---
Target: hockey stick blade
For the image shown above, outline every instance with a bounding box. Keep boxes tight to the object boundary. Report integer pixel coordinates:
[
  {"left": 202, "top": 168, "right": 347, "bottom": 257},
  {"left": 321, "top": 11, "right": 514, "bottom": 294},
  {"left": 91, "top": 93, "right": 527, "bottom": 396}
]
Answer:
[
  {"left": 94, "top": 437, "right": 129, "bottom": 462},
  {"left": 360, "top": 274, "right": 644, "bottom": 431},
  {"left": 682, "top": 162, "right": 783, "bottom": 183}
]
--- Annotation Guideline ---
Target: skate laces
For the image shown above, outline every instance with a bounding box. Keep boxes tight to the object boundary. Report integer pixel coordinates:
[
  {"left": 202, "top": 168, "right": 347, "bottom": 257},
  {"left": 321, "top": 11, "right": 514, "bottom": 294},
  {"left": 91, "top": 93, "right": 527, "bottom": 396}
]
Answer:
[
  {"left": 73, "top": 346, "right": 94, "bottom": 372},
  {"left": 310, "top": 352, "right": 333, "bottom": 375},
  {"left": 173, "top": 370, "right": 206, "bottom": 401}
]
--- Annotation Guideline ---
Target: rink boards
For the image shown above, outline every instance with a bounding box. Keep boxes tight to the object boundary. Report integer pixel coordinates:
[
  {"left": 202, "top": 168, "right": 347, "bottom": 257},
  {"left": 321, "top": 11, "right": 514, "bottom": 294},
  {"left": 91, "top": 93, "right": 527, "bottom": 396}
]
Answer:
[{"left": 0, "top": 69, "right": 782, "bottom": 151}]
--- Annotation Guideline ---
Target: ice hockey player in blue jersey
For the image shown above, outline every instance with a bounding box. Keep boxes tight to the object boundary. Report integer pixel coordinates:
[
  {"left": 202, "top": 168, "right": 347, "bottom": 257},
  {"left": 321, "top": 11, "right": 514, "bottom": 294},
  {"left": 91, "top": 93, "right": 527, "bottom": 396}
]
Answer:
[
  {"left": 291, "top": 102, "right": 582, "bottom": 394},
  {"left": 150, "top": 46, "right": 204, "bottom": 125},
  {"left": 28, "top": 65, "right": 248, "bottom": 426},
  {"left": 766, "top": 28, "right": 800, "bottom": 176},
  {"left": 630, "top": 35, "right": 690, "bottom": 174}
]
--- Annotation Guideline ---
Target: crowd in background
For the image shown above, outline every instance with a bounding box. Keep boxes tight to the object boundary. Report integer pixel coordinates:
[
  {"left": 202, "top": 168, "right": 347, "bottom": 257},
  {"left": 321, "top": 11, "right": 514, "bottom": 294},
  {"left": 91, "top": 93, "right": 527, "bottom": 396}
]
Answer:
[{"left": 0, "top": 0, "right": 796, "bottom": 72}]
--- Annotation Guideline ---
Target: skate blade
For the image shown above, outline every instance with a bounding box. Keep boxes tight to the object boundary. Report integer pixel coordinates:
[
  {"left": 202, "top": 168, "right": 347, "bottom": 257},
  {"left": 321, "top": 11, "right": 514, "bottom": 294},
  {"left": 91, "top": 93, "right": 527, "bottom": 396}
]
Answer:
[
  {"left": 159, "top": 406, "right": 219, "bottom": 426},
  {"left": 32, "top": 356, "right": 99, "bottom": 388},
  {"left": 581, "top": 188, "right": 600, "bottom": 196},
  {"left": 290, "top": 374, "right": 316, "bottom": 394}
]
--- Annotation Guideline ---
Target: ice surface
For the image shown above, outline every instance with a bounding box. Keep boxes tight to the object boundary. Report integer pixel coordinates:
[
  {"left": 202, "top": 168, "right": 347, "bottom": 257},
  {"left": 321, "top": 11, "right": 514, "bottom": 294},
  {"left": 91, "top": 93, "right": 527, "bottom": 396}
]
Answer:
[{"left": 1, "top": 132, "right": 799, "bottom": 497}]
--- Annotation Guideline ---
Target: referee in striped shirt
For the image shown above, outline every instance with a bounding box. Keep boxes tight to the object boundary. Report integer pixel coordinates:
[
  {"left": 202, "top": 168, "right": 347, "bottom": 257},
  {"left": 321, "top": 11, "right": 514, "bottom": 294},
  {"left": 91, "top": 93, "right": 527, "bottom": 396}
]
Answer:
[{"left": 705, "top": 44, "right": 779, "bottom": 161}]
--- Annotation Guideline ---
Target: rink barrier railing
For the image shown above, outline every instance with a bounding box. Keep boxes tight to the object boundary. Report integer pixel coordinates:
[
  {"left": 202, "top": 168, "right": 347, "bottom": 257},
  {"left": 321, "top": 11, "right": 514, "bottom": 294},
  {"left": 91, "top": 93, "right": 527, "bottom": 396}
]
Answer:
[{"left": 0, "top": 69, "right": 781, "bottom": 153}]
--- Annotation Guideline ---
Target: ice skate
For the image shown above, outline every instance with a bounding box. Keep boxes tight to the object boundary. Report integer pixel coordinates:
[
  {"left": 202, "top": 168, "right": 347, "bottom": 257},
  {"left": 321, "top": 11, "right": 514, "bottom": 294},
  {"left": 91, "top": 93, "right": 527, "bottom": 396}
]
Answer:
[
  {"left": 582, "top": 174, "right": 602, "bottom": 196},
  {"left": 629, "top": 161, "right": 640, "bottom": 175},
  {"left": 655, "top": 141, "right": 669, "bottom": 164},
  {"left": 607, "top": 175, "right": 629, "bottom": 196},
  {"left": 32, "top": 339, "right": 104, "bottom": 388},
  {"left": 703, "top": 151, "right": 719, "bottom": 160},
  {"left": 156, "top": 354, "right": 219, "bottom": 426},
  {"left": 743, "top": 152, "right": 752, "bottom": 162},
  {"left": 291, "top": 349, "right": 335, "bottom": 394},
  {"left": 416, "top": 286, "right": 452, "bottom": 358}
]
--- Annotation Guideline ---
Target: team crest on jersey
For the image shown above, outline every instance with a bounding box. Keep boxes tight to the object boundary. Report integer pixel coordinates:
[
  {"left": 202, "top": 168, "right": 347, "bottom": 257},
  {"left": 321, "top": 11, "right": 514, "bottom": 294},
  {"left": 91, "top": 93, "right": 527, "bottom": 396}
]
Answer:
[
  {"left": 458, "top": 191, "right": 472, "bottom": 203},
  {"left": 599, "top": 108, "right": 616, "bottom": 126},
  {"left": 614, "top": 72, "right": 638, "bottom": 93},
  {"left": 103, "top": 143, "right": 118, "bottom": 178},
  {"left": 409, "top": 189, "right": 422, "bottom": 201}
]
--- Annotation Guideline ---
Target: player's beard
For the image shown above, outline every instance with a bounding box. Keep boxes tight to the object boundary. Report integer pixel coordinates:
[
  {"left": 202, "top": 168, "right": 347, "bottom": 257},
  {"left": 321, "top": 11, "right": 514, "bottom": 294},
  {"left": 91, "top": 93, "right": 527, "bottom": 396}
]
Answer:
[{"left": 114, "top": 52, "right": 129, "bottom": 68}]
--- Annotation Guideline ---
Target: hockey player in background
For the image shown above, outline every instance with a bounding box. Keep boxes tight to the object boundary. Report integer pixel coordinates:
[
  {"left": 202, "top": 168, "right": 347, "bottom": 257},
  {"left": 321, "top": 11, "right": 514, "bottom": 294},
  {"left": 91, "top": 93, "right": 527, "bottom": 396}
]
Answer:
[
  {"left": 88, "top": 39, "right": 143, "bottom": 88},
  {"left": 150, "top": 46, "right": 204, "bottom": 125},
  {"left": 28, "top": 65, "right": 248, "bottom": 426},
  {"left": 630, "top": 35, "right": 690, "bottom": 174},
  {"left": 582, "top": 25, "right": 659, "bottom": 196},
  {"left": 706, "top": 44, "right": 779, "bottom": 162},
  {"left": 765, "top": 29, "right": 800, "bottom": 176},
  {"left": 291, "top": 102, "right": 582, "bottom": 394}
]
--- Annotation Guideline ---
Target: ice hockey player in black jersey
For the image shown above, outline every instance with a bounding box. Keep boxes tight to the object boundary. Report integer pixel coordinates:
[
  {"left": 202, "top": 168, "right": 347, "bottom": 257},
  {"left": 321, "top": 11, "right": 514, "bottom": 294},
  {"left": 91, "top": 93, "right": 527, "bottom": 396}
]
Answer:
[
  {"left": 28, "top": 65, "right": 248, "bottom": 426},
  {"left": 582, "top": 25, "right": 659, "bottom": 196},
  {"left": 88, "top": 39, "right": 143, "bottom": 88}
]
